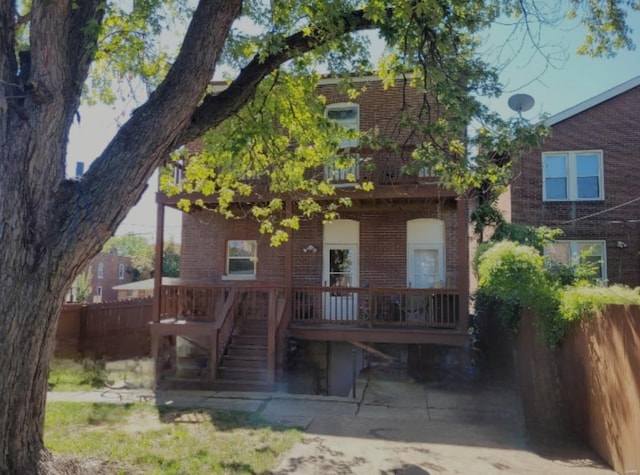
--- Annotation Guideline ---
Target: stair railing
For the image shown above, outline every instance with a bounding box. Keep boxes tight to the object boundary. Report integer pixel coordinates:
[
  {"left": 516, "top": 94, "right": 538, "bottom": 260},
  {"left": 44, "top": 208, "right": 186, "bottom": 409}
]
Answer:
[{"left": 210, "top": 287, "right": 238, "bottom": 380}]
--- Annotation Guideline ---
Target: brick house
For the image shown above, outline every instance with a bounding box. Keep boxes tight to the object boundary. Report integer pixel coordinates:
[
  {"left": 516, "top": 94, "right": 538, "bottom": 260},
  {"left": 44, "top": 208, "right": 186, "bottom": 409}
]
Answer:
[
  {"left": 68, "top": 250, "right": 133, "bottom": 303},
  {"left": 151, "top": 77, "right": 471, "bottom": 393},
  {"left": 510, "top": 76, "right": 640, "bottom": 287}
]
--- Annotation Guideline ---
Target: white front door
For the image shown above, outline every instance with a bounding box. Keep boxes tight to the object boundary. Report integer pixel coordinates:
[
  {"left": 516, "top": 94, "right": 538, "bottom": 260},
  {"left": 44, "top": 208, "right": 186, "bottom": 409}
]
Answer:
[{"left": 323, "top": 245, "right": 358, "bottom": 320}]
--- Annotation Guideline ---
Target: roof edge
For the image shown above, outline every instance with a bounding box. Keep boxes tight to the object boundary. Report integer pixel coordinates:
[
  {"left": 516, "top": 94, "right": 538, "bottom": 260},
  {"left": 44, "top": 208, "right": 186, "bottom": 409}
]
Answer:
[{"left": 547, "top": 75, "right": 640, "bottom": 126}]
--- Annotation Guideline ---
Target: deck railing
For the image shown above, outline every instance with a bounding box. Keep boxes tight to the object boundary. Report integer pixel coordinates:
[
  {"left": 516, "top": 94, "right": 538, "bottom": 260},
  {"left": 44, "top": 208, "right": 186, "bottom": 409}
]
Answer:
[
  {"left": 158, "top": 284, "right": 223, "bottom": 322},
  {"left": 292, "top": 286, "right": 459, "bottom": 329},
  {"left": 158, "top": 284, "right": 460, "bottom": 330}
]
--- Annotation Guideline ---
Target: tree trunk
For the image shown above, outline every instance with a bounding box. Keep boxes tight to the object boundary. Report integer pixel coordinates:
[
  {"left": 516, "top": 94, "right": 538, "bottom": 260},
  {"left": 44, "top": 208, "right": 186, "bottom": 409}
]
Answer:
[
  {"left": 0, "top": 1, "right": 243, "bottom": 470},
  {"left": 0, "top": 0, "right": 371, "bottom": 469},
  {"left": 0, "top": 268, "right": 69, "bottom": 473}
]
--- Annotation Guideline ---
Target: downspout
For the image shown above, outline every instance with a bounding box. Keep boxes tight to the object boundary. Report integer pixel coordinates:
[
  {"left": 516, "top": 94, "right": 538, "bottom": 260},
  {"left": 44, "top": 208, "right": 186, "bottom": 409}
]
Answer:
[{"left": 457, "top": 197, "right": 469, "bottom": 332}]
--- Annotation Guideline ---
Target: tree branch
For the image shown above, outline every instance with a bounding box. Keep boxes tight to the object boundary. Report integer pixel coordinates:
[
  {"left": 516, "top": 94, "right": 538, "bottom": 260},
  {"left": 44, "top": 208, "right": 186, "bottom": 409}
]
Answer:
[
  {"left": 177, "top": 8, "right": 384, "bottom": 146},
  {"left": 63, "top": 1, "right": 105, "bottom": 131},
  {"left": 55, "top": 0, "right": 243, "bottom": 259}
]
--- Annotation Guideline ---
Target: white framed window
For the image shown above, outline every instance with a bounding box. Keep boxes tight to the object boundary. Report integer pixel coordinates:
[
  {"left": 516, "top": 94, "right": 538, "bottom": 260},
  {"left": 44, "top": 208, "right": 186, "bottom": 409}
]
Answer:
[
  {"left": 326, "top": 103, "right": 359, "bottom": 148},
  {"left": 118, "top": 263, "right": 125, "bottom": 280},
  {"left": 545, "top": 240, "right": 606, "bottom": 280},
  {"left": 97, "top": 262, "right": 104, "bottom": 279},
  {"left": 325, "top": 103, "right": 360, "bottom": 182},
  {"left": 542, "top": 150, "right": 603, "bottom": 201},
  {"left": 224, "top": 240, "right": 257, "bottom": 279},
  {"left": 406, "top": 219, "right": 445, "bottom": 288}
]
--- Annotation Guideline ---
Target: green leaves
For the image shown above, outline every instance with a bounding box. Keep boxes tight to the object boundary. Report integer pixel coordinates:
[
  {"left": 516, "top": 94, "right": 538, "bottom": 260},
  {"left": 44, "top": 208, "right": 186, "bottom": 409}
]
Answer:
[
  {"left": 86, "top": 0, "right": 192, "bottom": 104},
  {"left": 161, "top": 70, "right": 375, "bottom": 245}
]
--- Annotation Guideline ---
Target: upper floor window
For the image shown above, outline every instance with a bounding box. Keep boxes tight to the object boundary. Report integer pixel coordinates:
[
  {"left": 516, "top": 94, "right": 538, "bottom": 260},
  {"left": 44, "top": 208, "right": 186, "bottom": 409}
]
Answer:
[
  {"left": 325, "top": 103, "right": 360, "bottom": 182},
  {"left": 326, "top": 103, "right": 359, "bottom": 149},
  {"left": 545, "top": 240, "right": 606, "bottom": 280},
  {"left": 542, "top": 151, "right": 603, "bottom": 201},
  {"left": 118, "top": 263, "right": 125, "bottom": 280},
  {"left": 97, "top": 262, "right": 104, "bottom": 279},
  {"left": 225, "top": 240, "right": 257, "bottom": 279}
]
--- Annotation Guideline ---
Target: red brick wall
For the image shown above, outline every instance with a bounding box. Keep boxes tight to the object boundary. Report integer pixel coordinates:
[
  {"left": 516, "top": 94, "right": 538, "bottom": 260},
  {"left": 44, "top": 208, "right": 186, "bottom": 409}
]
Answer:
[
  {"left": 178, "top": 79, "right": 466, "bottom": 288},
  {"left": 180, "top": 200, "right": 461, "bottom": 288},
  {"left": 511, "top": 85, "right": 640, "bottom": 286},
  {"left": 316, "top": 77, "right": 434, "bottom": 147}
]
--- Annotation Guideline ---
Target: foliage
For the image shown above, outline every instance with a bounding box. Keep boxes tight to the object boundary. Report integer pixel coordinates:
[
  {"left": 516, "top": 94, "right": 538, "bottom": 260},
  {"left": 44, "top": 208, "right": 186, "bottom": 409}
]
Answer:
[
  {"left": 48, "top": 360, "right": 108, "bottom": 392},
  {"left": 472, "top": 222, "right": 562, "bottom": 275},
  {"left": 558, "top": 285, "right": 640, "bottom": 322},
  {"left": 105, "top": 234, "right": 180, "bottom": 279},
  {"left": 476, "top": 241, "right": 559, "bottom": 331},
  {"left": 470, "top": 203, "right": 505, "bottom": 236},
  {"left": 163, "top": 241, "right": 181, "bottom": 278},
  {"left": 476, "top": 233, "right": 640, "bottom": 347},
  {"left": 73, "top": 269, "right": 93, "bottom": 304},
  {"left": 491, "top": 222, "right": 563, "bottom": 251},
  {"left": 48, "top": 359, "right": 155, "bottom": 391},
  {"left": 45, "top": 402, "right": 301, "bottom": 474}
]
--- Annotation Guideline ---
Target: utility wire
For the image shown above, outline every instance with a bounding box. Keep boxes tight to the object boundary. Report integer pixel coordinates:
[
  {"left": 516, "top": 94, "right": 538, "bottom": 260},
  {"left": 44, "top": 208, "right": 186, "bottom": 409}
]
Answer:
[{"left": 561, "top": 195, "right": 640, "bottom": 224}]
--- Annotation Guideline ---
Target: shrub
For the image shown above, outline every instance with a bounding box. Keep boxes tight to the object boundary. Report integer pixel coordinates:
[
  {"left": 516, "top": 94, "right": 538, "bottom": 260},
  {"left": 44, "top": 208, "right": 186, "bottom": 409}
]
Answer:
[
  {"left": 559, "top": 285, "right": 640, "bottom": 322},
  {"left": 476, "top": 241, "right": 559, "bottom": 333}
]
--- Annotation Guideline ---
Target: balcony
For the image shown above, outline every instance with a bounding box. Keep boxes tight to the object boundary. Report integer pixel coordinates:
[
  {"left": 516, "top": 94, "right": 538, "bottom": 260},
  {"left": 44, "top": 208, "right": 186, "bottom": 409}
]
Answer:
[{"left": 160, "top": 153, "right": 452, "bottom": 206}]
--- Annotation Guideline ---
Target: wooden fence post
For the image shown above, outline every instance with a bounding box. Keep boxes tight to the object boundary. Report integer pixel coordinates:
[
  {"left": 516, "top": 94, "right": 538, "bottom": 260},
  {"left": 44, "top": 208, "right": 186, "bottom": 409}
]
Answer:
[{"left": 76, "top": 304, "right": 88, "bottom": 357}]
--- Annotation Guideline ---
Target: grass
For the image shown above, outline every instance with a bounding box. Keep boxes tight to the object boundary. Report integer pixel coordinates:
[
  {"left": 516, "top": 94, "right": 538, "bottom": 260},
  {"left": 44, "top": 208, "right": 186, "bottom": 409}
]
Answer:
[
  {"left": 45, "top": 402, "right": 301, "bottom": 474},
  {"left": 48, "top": 358, "right": 154, "bottom": 391}
]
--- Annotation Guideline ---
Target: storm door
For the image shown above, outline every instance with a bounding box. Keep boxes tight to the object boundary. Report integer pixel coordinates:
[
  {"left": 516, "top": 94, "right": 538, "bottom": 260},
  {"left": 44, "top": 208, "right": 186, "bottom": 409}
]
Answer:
[{"left": 322, "top": 220, "right": 359, "bottom": 320}]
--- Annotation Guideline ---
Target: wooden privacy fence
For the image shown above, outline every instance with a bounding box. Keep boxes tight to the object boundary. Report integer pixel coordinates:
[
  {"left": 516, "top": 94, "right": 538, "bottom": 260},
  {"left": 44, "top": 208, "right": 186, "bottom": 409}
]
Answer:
[
  {"left": 55, "top": 298, "right": 153, "bottom": 360},
  {"left": 517, "top": 306, "right": 640, "bottom": 475}
]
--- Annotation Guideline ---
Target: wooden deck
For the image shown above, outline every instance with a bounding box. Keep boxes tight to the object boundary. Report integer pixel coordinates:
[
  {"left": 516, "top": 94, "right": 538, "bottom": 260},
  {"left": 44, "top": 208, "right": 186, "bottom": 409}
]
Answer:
[
  {"left": 150, "top": 284, "right": 469, "bottom": 389},
  {"left": 154, "top": 284, "right": 468, "bottom": 343}
]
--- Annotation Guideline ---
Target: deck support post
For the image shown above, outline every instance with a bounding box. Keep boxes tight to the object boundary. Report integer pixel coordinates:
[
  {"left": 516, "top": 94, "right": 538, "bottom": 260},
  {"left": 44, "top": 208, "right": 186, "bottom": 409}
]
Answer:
[{"left": 152, "top": 199, "right": 165, "bottom": 323}]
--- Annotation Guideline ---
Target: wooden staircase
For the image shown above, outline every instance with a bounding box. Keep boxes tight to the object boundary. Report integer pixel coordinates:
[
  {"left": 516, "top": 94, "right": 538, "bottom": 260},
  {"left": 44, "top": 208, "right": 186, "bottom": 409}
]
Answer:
[{"left": 214, "top": 317, "right": 274, "bottom": 392}]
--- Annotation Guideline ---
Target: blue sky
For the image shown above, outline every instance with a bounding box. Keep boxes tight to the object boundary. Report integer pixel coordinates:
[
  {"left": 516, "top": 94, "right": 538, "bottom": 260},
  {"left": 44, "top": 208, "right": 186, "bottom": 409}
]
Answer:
[{"left": 67, "top": 8, "right": 640, "bottom": 243}]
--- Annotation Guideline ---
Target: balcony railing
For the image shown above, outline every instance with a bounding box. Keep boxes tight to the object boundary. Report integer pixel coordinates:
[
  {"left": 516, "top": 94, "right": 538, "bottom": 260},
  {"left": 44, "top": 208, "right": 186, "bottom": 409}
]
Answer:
[
  {"left": 293, "top": 286, "right": 459, "bottom": 328},
  {"left": 165, "top": 157, "right": 438, "bottom": 189}
]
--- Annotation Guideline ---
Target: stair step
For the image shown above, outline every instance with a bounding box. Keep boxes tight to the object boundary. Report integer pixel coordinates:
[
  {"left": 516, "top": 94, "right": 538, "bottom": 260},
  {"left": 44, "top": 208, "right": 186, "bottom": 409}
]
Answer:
[
  {"left": 222, "top": 355, "right": 267, "bottom": 368},
  {"left": 231, "top": 334, "right": 267, "bottom": 346},
  {"left": 218, "top": 366, "right": 267, "bottom": 381},
  {"left": 234, "top": 323, "right": 268, "bottom": 334},
  {"left": 226, "top": 344, "right": 267, "bottom": 357}
]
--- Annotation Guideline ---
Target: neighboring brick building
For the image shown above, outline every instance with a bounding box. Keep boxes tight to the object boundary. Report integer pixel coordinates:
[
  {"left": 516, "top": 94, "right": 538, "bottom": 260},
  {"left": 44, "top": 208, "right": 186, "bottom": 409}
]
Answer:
[
  {"left": 511, "top": 76, "right": 640, "bottom": 287},
  {"left": 67, "top": 250, "right": 133, "bottom": 303}
]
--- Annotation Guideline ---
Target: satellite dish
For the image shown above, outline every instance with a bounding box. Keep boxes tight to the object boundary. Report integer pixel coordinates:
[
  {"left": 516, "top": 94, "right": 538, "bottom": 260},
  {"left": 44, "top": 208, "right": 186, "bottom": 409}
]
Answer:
[{"left": 508, "top": 94, "right": 535, "bottom": 114}]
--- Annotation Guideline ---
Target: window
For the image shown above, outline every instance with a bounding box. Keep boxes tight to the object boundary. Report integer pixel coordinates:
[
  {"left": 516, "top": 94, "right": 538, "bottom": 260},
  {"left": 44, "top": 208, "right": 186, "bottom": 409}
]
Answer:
[
  {"left": 325, "top": 103, "right": 359, "bottom": 181},
  {"left": 406, "top": 219, "right": 445, "bottom": 288},
  {"left": 225, "top": 240, "right": 257, "bottom": 278},
  {"left": 96, "top": 286, "right": 103, "bottom": 297},
  {"left": 118, "top": 263, "right": 125, "bottom": 280},
  {"left": 326, "top": 103, "right": 359, "bottom": 148},
  {"left": 542, "top": 151, "right": 603, "bottom": 201},
  {"left": 545, "top": 240, "right": 606, "bottom": 280},
  {"left": 97, "top": 262, "right": 104, "bottom": 279}
]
